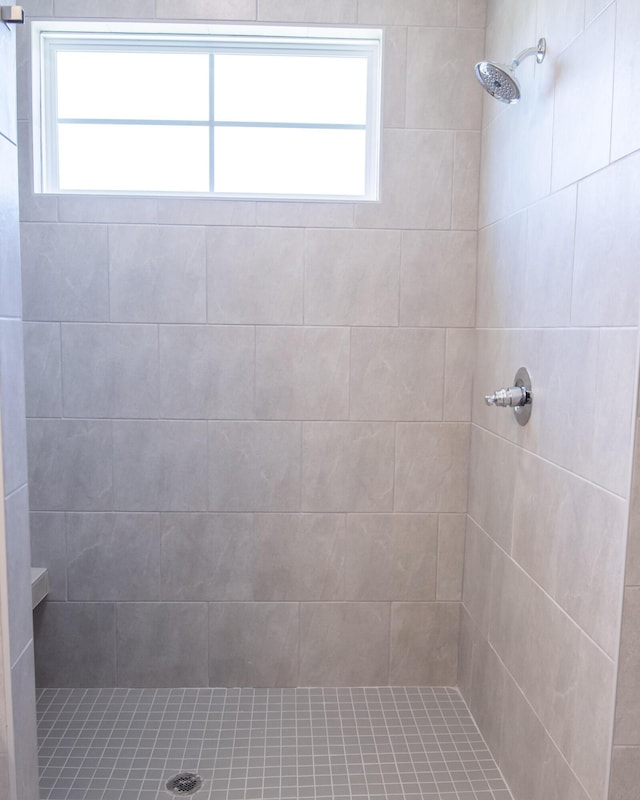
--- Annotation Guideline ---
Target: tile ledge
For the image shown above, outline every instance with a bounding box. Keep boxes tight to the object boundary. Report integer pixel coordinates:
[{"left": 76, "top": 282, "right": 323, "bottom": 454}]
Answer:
[{"left": 31, "top": 567, "right": 49, "bottom": 609}]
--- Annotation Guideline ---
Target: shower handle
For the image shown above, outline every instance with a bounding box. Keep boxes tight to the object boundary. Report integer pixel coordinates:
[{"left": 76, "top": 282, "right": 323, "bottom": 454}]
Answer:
[
  {"left": 484, "top": 385, "right": 528, "bottom": 407},
  {"left": 484, "top": 367, "right": 533, "bottom": 426}
]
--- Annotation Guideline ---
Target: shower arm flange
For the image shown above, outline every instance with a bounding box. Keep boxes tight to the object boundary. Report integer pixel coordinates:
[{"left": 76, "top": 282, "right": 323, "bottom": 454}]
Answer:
[{"left": 511, "top": 37, "right": 546, "bottom": 69}]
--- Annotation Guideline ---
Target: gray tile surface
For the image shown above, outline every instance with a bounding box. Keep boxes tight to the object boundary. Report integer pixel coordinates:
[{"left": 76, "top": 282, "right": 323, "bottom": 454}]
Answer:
[{"left": 36, "top": 686, "right": 513, "bottom": 800}]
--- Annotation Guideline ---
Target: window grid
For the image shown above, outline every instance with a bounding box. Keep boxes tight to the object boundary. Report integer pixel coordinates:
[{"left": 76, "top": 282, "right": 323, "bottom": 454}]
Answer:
[{"left": 34, "top": 25, "right": 382, "bottom": 201}]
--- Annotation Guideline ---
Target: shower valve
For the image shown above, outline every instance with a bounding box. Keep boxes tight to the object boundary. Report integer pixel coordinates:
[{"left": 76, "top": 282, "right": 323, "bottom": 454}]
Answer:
[
  {"left": 484, "top": 385, "right": 528, "bottom": 408},
  {"left": 484, "top": 367, "right": 533, "bottom": 426}
]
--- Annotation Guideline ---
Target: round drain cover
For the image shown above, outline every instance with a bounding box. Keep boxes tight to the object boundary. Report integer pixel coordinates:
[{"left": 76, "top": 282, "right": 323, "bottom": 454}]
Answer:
[{"left": 166, "top": 772, "right": 203, "bottom": 796}]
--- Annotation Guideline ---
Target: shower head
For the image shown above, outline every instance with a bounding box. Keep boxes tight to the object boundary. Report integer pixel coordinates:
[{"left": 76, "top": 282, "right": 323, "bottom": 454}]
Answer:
[{"left": 475, "top": 37, "right": 546, "bottom": 104}]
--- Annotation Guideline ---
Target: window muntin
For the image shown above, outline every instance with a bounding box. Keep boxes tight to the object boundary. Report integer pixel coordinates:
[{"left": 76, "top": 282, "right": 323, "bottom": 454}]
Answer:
[{"left": 33, "top": 22, "right": 382, "bottom": 200}]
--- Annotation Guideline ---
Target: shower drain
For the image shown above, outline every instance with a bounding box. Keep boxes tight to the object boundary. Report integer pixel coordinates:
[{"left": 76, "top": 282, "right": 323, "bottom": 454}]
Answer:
[{"left": 165, "top": 772, "right": 203, "bottom": 796}]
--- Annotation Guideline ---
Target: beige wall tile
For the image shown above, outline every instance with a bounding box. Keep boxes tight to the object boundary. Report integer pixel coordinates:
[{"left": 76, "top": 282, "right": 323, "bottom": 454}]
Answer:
[
  {"left": 452, "top": 131, "right": 481, "bottom": 230},
  {"left": 444, "top": 329, "right": 475, "bottom": 422},
  {"left": 256, "top": 326, "right": 349, "bottom": 420},
  {"left": 572, "top": 152, "right": 640, "bottom": 327},
  {"left": 299, "top": 603, "right": 389, "bottom": 685},
  {"left": 591, "top": 329, "right": 638, "bottom": 496},
  {"left": 207, "top": 227, "right": 304, "bottom": 324},
  {"left": 357, "top": 0, "right": 457, "bottom": 26},
  {"left": 614, "top": 588, "right": 640, "bottom": 744},
  {"left": 157, "top": 199, "right": 256, "bottom": 226},
  {"left": 209, "top": 603, "right": 299, "bottom": 687},
  {"left": 383, "top": 28, "right": 407, "bottom": 129},
  {"left": 610, "top": 747, "right": 640, "bottom": 800},
  {"left": 355, "top": 130, "right": 454, "bottom": 230},
  {"left": 253, "top": 514, "right": 345, "bottom": 601},
  {"left": 395, "top": 423, "right": 469, "bottom": 512},
  {"left": 160, "top": 513, "right": 253, "bottom": 601},
  {"left": 400, "top": 231, "right": 476, "bottom": 328},
  {"left": 350, "top": 328, "right": 445, "bottom": 421},
  {"left": 612, "top": 0, "right": 640, "bottom": 160},
  {"left": 512, "top": 450, "right": 627, "bottom": 657},
  {"left": 468, "top": 426, "right": 517, "bottom": 552},
  {"left": 208, "top": 421, "right": 301, "bottom": 511},
  {"left": 345, "top": 514, "right": 438, "bottom": 601},
  {"left": 523, "top": 186, "right": 576, "bottom": 327},
  {"left": 390, "top": 603, "right": 459, "bottom": 685},
  {"left": 462, "top": 518, "right": 494, "bottom": 637},
  {"left": 305, "top": 229, "right": 401, "bottom": 326},
  {"left": 551, "top": 6, "right": 615, "bottom": 191},
  {"left": 476, "top": 211, "right": 527, "bottom": 329},
  {"left": 537, "top": 0, "right": 584, "bottom": 56},
  {"left": 458, "top": 0, "right": 486, "bottom": 28},
  {"left": 466, "top": 633, "right": 505, "bottom": 759},
  {"left": 155, "top": 0, "right": 256, "bottom": 19},
  {"left": 302, "top": 422, "right": 395, "bottom": 512},
  {"left": 406, "top": 28, "right": 484, "bottom": 131},
  {"left": 255, "top": 202, "right": 353, "bottom": 228},
  {"left": 55, "top": 0, "right": 154, "bottom": 15},
  {"left": 436, "top": 514, "right": 465, "bottom": 601},
  {"left": 257, "top": 0, "right": 356, "bottom": 22},
  {"left": 626, "top": 420, "right": 640, "bottom": 586}
]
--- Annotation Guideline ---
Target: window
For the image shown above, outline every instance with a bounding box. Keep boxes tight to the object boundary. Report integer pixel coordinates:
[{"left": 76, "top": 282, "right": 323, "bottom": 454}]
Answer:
[{"left": 32, "top": 21, "right": 382, "bottom": 200}]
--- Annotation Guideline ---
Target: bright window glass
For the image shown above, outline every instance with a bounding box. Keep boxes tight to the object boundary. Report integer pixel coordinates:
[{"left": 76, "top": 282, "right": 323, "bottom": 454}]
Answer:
[{"left": 33, "top": 22, "right": 382, "bottom": 200}]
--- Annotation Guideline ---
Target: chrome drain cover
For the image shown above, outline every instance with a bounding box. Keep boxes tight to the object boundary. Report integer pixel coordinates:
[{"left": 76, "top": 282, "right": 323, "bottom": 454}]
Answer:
[{"left": 165, "top": 772, "right": 203, "bottom": 796}]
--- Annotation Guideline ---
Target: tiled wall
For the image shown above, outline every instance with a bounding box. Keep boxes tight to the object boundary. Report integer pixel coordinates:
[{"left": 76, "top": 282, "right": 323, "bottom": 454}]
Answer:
[
  {"left": 460, "top": 3, "right": 640, "bottom": 800},
  {"left": 610, "top": 399, "right": 640, "bottom": 798},
  {"left": 19, "top": 0, "right": 485, "bottom": 688},
  {"left": 0, "top": 18, "right": 39, "bottom": 800}
]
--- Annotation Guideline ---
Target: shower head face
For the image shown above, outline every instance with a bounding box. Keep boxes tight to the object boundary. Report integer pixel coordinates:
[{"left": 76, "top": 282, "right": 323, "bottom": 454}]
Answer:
[{"left": 474, "top": 61, "right": 521, "bottom": 104}]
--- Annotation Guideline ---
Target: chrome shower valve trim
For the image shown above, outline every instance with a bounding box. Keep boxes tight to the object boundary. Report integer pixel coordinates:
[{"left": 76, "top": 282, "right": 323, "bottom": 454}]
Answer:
[{"left": 485, "top": 367, "right": 533, "bottom": 426}]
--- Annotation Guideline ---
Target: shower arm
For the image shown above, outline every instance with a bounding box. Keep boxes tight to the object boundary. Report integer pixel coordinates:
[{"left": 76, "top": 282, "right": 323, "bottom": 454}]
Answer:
[{"left": 511, "top": 38, "right": 546, "bottom": 69}]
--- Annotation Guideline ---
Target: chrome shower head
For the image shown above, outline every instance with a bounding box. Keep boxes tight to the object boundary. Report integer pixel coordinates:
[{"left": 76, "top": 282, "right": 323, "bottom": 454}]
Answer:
[
  {"left": 474, "top": 61, "right": 521, "bottom": 103},
  {"left": 475, "top": 37, "right": 546, "bottom": 104}
]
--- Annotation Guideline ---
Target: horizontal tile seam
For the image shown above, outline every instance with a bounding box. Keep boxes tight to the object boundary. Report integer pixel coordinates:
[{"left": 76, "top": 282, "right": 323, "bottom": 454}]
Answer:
[
  {"left": 470, "top": 422, "right": 630, "bottom": 502},
  {"left": 465, "top": 512, "right": 616, "bottom": 664}
]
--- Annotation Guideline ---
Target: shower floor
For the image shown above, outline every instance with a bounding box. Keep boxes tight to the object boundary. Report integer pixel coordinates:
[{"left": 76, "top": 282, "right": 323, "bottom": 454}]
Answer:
[{"left": 36, "top": 686, "right": 512, "bottom": 800}]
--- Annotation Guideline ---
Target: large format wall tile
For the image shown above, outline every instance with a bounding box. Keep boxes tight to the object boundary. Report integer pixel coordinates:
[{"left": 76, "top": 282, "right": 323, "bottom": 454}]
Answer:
[
  {"left": 67, "top": 513, "right": 160, "bottom": 602},
  {"left": 256, "top": 327, "right": 349, "bottom": 420},
  {"left": 113, "top": 421, "right": 208, "bottom": 512},
  {"left": 11, "top": 643, "right": 39, "bottom": 800},
  {"left": 395, "top": 423, "right": 469, "bottom": 512},
  {"left": 207, "top": 228, "right": 304, "bottom": 324},
  {"left": 23, "top": 323, "right": 62, "bottom": 418},
  {"left": 0, "top": 319, "right": 28, "bottom": 494},
  {"left": 33, "top": 603, "right": 116, "bottom": 687},
  {"left": 27, "top": 420, "right": 113, "bottom": 512},
  {"left": 253, "top": 514, "right": 345, "bottom": 601},
  {"left": 109, "top": 225, "right": 206, "bottom": 323},
  {"left": 160, "top": 513, "right": 253, "bottom": 601},
  {"left": 299, "top": 603, "right": 389, "bottom": 686},
  {"left": 4, "top": 487, "right": 33, "bottom": 665},
  {"left": 612, "top": 0, "right": 640, "bottom": 160},
  {"left": 355, "top": 130, "right": 454, "bottom": 230},
  {"left": 406, "top": 28, "right": 484, "bottom": 131},
  {"left": 304, "top": 229, "right": 401, "bottom": 326},
  {"left": 155, "top": 0, "right": 256, "bottom": 19},
  {"left": 116, "top": 603, "right": 208, "bottom": 687},
  {"left": 0, "top": 134, "right": 21, "bottom": 318},
  {"left": 345, "top": 514, "right": 437, "bottom": 601},
  {"left": 302, "top": 422, "right": 395, "bottom": 511},
  {"left": 160, "top": 325, "right": 254, "bottom": 420},
  {"left": 357, "top": 0, "right": 457, "bottom": 26},
  {"left": 29, "top": 513, "right": 66, "bottom": 601},
  {"left": 436, "top": 514, "right": 465, "bottom": 601},
  {"left": 21, "top": 223, "right": 109, "bottom": 322},
  {"left": 350, "top": 328, "right": 444, "bottom": 421},
  {"left": 400, "top": 231, "right": 476, "bottom": 327},
  {"left": 209, "top": 603, "right": 299, "bottom": 687},
  {"left": 551, "top": 5, "right": 615, "bottom": 190},
  {"left": 389, "top": 603, "right": 459, "bottom": 685},
  {"left": 209, "top": 421, "right": 301, "bottom": 511},
  {"left": 614, "top": 588, "right": 640, "bottom": 744},
  {"left": 61, "top": 323, "right": 159, "bottom": 418},
  {"left": 572, "top": 151, "right": 640, "bottom": 327},
  {"left": 257, "top": 0, "right": 356, "bottom": 22}
]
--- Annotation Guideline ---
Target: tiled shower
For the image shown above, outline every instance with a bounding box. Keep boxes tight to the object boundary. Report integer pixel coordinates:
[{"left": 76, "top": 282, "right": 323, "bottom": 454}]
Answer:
[{"left": 0, "top": 1, "right": 640, "bottom": 800}]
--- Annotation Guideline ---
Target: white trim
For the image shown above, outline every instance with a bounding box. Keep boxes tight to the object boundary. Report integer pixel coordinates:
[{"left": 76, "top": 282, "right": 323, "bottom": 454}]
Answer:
[{"left": 32, "top": 20, "right": 383, "bottom": 201}]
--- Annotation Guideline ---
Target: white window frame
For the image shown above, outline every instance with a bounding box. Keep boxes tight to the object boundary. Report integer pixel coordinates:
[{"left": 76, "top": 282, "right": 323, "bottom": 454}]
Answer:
[{"left": 31, "top": 20, "right": 383, "bottom": 201}]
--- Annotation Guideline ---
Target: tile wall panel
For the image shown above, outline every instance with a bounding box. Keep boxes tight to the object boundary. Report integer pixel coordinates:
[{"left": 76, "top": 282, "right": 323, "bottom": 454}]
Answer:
[{"left": 19, "top": 1, "right": 482, "bottom": 691}]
